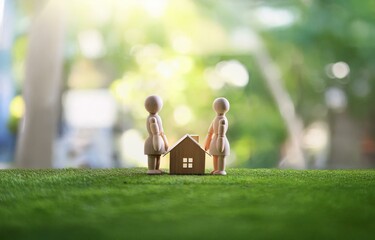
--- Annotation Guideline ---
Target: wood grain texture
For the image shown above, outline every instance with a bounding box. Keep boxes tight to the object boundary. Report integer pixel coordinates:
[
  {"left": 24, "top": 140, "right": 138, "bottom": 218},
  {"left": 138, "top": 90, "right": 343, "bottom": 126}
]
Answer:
[{"left": 169, "top": 138, "right": 205, "bottom": 175}]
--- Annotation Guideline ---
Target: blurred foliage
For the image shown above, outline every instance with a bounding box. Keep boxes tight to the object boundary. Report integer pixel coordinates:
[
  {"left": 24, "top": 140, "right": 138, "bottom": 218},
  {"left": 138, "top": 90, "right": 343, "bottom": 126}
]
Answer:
[
  {"left": 11, "top": 0, "right": 375, "bottom": 167},
  {"left": 267, "top": 0, "right": 375, "bottom": 120}
]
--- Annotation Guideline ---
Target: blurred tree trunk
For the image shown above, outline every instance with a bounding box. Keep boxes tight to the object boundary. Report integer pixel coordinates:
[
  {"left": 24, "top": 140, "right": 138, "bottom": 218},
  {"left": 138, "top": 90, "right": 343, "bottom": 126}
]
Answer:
[
  {"left": 15, "top": 0, "right": 65, "bottom": 168},
  {"left": 328, "top": 112, "right": 362, "bottom": 168},
  {"left": 249, "top": 32, "right": 306, "bottom": 169},
  {"left": 361, "top": 115, "right": 375, "bottom": 168}
]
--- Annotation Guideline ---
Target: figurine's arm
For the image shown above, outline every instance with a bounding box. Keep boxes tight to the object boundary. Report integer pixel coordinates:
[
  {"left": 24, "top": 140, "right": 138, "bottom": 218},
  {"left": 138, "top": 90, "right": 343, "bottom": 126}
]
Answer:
[
  {"left": 204, "top": 121, "right": 214, "bottom": 151},
  {"left": 161, "top": 133, "right": 169, "bottom": 151},
  {"left": 158, "top": 117, "right": 169, "bottom": 151},
  {"left": 217, "top": 119, "right": 227, "bottom": 153},
  {"left": 150, "top": 117, "right": 162, "bottom": 151}
]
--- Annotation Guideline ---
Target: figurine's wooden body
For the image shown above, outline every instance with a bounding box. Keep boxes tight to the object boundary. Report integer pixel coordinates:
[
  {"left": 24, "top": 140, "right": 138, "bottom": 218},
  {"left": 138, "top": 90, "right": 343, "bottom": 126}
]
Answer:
[
  {"left": 144, "top": 95, "right": 169, "bottom": 175},
  {"left": 204, "top": 97, "right": 230, "bottom": 175}
]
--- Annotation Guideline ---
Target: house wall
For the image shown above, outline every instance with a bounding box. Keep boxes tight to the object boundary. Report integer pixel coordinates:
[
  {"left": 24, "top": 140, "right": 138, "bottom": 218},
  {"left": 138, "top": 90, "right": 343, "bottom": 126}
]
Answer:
[{"left": 169, "top": 138, "right": 205, "bottom": 174}]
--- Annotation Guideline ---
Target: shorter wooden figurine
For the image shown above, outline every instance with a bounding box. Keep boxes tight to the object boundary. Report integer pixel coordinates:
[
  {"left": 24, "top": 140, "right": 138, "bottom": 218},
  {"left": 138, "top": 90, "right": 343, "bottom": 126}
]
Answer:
[
  {"left": 163, "top": 134, "right": 210, "bottom": 175},
  {"left": 204, "top": 97, "right": 230, "bottom": 175},
  {"left": 144, "top": 95, "right": 169, "bottom": 175}
]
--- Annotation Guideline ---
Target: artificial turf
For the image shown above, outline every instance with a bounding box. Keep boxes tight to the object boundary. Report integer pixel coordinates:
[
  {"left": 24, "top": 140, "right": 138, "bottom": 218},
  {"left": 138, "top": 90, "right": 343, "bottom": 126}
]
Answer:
[{"left": 0, "top": 168, "right": 374, "bottom": 239}]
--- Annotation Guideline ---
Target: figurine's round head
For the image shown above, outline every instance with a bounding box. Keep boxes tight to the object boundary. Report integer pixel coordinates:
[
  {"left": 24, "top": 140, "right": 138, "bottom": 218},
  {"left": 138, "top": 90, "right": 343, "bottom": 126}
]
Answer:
[
  {"left": 213, "top": 97, "right": 230, "bottom": 115},
  {"left": 145, "top": 95, "right": 163, "bottom": 114}
]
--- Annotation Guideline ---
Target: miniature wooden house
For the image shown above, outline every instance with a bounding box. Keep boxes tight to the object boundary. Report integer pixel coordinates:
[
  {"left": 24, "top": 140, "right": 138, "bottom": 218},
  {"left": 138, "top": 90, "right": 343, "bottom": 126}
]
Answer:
[{"left": 164, "top": 134, "right": 210, "bottom": 175}]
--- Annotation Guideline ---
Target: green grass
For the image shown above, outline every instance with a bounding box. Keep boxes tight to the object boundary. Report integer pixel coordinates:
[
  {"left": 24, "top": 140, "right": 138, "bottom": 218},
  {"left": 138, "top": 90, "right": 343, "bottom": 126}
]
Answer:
[{"left": 0, "top": 168, "right": 374, "bottom": 240}]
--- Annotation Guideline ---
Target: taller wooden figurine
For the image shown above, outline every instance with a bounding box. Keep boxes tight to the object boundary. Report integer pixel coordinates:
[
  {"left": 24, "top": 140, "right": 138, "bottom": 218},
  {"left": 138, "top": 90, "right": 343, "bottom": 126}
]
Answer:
[
  {"left": 204, "top": 97, "right": 230, "bottom": 175},
  {"left": 144, "top": 95, "right": 169, "bottom": 175}
]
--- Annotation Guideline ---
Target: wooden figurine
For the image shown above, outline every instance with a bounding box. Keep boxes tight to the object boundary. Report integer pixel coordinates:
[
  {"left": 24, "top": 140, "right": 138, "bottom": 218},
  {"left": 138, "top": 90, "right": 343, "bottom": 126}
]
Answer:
[
  {"left": 163, "top": 134, "right": 210, "bottom": 175},
  {"left": 204, "top": 97, "right": 230, "bottom": 175},
  {"left": 144, "top": 95, "right": 169, "bottom": 174}
]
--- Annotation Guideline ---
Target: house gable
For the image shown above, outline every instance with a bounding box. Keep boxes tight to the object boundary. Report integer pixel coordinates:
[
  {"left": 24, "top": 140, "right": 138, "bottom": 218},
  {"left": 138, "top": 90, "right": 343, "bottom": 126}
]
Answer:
[{"left": 163, "top": 134, "right": 210, "bottom": 157}]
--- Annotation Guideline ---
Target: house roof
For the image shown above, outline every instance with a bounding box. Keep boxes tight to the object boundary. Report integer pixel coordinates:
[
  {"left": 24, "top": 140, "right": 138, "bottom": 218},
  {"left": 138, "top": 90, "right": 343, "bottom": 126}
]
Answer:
[{"left": 163, "top": 134, "right": 211, "bottom": 156}]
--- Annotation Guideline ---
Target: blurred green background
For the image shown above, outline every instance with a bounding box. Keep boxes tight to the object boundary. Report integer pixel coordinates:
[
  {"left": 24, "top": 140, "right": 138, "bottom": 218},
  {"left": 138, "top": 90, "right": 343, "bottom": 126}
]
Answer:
[{"left": 1, "top": 0, "right": 375, "bottom": 169}]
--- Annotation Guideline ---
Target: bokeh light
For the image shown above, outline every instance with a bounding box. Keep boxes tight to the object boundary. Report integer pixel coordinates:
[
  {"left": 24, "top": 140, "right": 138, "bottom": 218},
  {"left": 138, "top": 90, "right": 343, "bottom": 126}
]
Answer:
[
  {"left": 9, "top": 95, "right": 25, "bottom": 118},
  {"left": 215, "top": 60, "right": 249, "bottom": 87},
  {"left": 139, "top": 0, "right": 168, "bottom": 18},
  {"left": 325, "top": 61, "right": 350, "bottom": 80},
  {"left": 0, "top": 0, "right": 4, "bottom": 28},
  {"left": 303, "top": 122, "right": 329, "bottom": 151},
  {"left": 64, "top": 90, "right": 117, "bottom": 128},
  {"left": 120, "top": 129, "right": 145, "bottom": 167},
  {"left": 230, "top": 28, "right": 260, "bottom": 52},
  {"left": 171, "top": 34, "right": 193, "bottom": 54},
  {"left": 78, "top": 30, "right": 105, "bottom": 59},
  {"left": 332, "top": 62, "right": 350, "bottom": 79},
  {"left": 205, "top": 68, "right": 225, "bottom": 90},
  {"left": 254, "top": 7, "right": 297, "bottom": 28},
  {"left": 173, "top": 105, "right": 193, "bottom": 126},
  {"left": 325, "top": 87, "right": 347, "bottom": 112}
]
